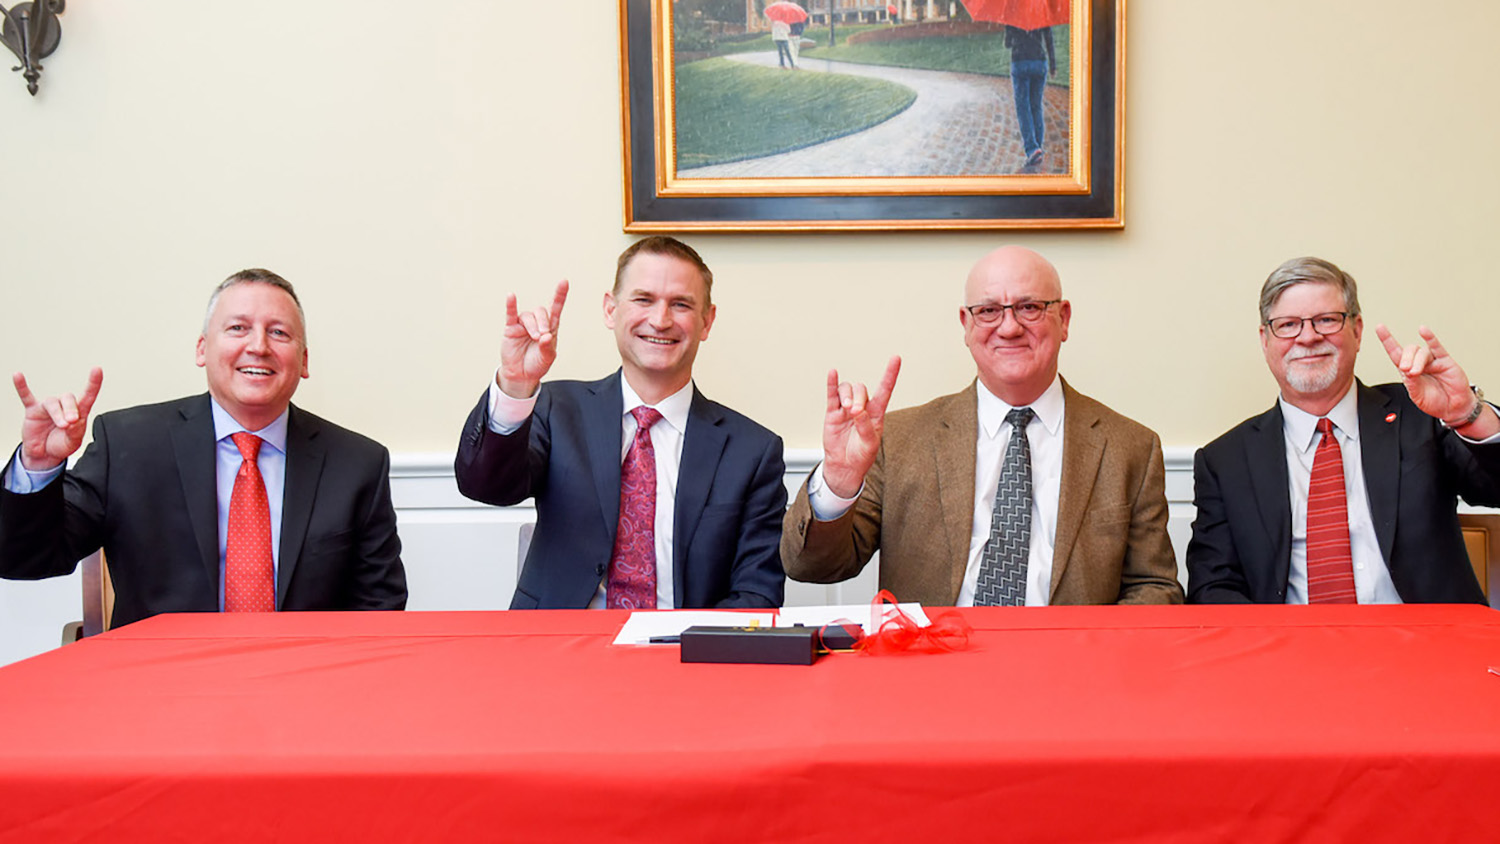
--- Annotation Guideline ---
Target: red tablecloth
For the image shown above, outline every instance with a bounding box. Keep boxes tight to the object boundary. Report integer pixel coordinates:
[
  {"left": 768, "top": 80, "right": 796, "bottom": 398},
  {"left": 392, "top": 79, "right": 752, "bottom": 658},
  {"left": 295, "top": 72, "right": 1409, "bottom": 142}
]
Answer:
[{"left": 1, "top": 605, "right": 1498, "bottom": 842}]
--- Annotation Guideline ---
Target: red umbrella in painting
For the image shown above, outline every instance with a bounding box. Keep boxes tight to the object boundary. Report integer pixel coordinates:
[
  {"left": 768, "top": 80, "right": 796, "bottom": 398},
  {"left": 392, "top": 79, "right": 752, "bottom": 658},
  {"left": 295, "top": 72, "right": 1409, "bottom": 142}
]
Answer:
[
  {"left": 960, "top": 0, "right": 1068, "bottom": 30},
  {"left": 887, "top": 3, "right": 899, "bottom": 14},
  {"left": 764, "top": 2, "right": 809, "bottom": 24}
]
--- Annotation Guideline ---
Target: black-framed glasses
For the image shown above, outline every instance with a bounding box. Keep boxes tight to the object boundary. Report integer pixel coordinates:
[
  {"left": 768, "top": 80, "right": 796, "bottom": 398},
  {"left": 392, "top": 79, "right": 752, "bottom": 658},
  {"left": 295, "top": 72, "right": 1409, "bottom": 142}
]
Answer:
[
  {"left": 1265, "top": 311, "right": 1352, "bottom": 339},
  {"left": 964, "top": 299, "right": 1061, "bottom": 325}
]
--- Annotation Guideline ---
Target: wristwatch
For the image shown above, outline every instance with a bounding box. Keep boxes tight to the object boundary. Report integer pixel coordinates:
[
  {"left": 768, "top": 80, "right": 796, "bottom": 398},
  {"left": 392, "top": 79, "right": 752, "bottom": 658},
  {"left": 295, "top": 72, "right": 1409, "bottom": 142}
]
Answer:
[{"left": 1443, "top": 386, "right": 1486, "bottom": 430}]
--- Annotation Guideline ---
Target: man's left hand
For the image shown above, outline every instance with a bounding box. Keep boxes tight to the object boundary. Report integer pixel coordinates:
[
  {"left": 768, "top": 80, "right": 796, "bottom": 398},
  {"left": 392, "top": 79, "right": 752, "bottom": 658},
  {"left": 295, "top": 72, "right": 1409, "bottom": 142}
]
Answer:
[{"left": 1376, "top": 324, "right": 1495, "bottom": 435}]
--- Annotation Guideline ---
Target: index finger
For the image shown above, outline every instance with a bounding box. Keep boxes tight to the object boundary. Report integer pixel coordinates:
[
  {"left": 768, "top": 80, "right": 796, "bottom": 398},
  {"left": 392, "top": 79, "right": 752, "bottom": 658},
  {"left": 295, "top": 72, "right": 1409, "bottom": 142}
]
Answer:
[
  {"left": 1374, "top": 323, "right": 1405, "bottom": 368},
  {"left": 825, "top": 369, "right": 841, "bottom": 414},
  {"left": 505, "top": 294, "right": 521, "bottom": 327},
  {"left": 868, "top": 355, "right": 902, "bottom": 415},
  {"left": 12, "top": 372, "right": 37, "bottom": 409},
  {"left": 77, "top": 367, "right": 104, "bottom": 416},
  {"left": 549, "top": 279, "right": 570, "bottom": 333}
]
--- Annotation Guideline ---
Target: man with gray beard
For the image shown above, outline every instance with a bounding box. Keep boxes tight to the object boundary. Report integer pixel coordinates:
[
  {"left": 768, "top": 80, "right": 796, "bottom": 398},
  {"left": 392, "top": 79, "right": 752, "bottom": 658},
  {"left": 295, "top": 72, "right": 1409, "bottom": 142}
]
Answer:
[{"left": 1187, "top": 257, "right": 1500, "bottom": 604}]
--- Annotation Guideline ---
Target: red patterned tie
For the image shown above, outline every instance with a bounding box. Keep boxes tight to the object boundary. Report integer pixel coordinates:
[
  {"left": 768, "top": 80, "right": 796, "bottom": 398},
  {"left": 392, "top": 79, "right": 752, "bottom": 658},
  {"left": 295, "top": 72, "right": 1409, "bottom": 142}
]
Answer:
[
  {"left": 607, "top": 407, "right": 663, "bottom": 610},
  {"left": 1306, "top": 418, "right": 1357, "bottom": 603},
  {"left": 225, "top": 432, "right": 276, "bottom": 613}
]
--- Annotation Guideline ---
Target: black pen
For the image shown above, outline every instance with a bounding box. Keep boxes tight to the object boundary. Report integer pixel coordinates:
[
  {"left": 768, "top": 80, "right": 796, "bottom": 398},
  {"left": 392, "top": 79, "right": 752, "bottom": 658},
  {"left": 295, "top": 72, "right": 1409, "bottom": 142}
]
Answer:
[{"left": 648, "top": 635, "right": 681, "bottom": 644}]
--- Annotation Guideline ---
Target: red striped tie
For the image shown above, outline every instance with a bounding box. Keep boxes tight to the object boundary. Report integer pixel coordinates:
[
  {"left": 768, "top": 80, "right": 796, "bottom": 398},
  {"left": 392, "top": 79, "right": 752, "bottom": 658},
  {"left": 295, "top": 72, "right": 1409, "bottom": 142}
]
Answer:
[{"left": 1306, "top": 418, "right": 1357, "bottom": 603}]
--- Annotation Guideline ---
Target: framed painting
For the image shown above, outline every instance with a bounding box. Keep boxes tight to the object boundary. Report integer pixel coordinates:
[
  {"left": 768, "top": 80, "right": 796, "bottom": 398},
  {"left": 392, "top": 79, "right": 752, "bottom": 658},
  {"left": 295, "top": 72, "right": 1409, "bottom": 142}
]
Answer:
[{"left": 621, "top": 0, "right": 1124, "bottom": 232}]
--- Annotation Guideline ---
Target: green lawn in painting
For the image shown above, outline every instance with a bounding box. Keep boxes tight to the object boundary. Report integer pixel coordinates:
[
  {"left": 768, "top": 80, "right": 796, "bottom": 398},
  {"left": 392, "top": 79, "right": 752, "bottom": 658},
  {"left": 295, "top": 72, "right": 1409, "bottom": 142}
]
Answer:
[{"left": 674, "top": 58, "right": 917, "bottom": 168}]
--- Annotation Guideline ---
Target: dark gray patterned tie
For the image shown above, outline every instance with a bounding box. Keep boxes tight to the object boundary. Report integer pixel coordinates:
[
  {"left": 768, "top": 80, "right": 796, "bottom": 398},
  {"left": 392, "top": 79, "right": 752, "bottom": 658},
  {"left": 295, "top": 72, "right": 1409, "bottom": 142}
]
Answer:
[{"left": 974, "top": 407, "right": 1035, "bottom": 606}]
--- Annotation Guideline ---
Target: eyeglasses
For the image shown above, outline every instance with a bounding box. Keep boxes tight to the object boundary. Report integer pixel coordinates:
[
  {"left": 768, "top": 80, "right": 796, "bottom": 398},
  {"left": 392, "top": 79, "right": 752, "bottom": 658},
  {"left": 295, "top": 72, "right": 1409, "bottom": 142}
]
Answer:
[
  {"left": 1264, "top": 311, "right": 1352, "bottom": 339},
  {"left": 964, "top": 300, "right": 1061, "bottom": 325}
]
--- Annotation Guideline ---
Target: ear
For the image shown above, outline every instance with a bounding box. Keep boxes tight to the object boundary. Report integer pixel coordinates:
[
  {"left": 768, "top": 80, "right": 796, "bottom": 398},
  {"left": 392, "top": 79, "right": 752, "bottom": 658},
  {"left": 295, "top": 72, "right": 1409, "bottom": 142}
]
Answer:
[
  {"left": 603, "top": 291, "right": 618, "bottom": 329},
  {"left": 195, "top": 335, "right": 207, "bottom": 368},
  {"left": 1056, "top": 300, "right": 1071, "bottom": 342},
  {"left": 1350, "top": 315, "right": 1363, "bottom": 350},
  {"left": 699, "top": 303, "right": 717, "bottom": 340},
  {"left": 1259, "top": 324, "right": 1270, "bottom": 352},
  {"left": 300, "top": 346, "right": 310, "bottom": 380}
]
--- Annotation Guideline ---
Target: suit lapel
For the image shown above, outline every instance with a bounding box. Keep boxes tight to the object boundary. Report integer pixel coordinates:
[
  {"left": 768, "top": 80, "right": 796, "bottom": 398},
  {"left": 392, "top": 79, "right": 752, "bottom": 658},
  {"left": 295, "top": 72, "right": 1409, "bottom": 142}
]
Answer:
[
  {"left": 169, "top": 395, "right": 221, "bottom": 596},
  {"left": 1355, "top": 382, "right": 1399, "bottom": 563},
  {"left": 278, "top": 405, "right": 326, "bottom": 609},
  {"left": 586, "top": 373, "right": 626, "bottom": 543},
  {"left": 932, "top": 384, "right": 978, "bottom": 602},
  {"left": 673, "top": 389, "right": 727, "bottom": 607},
  {"left": 1052, "top": 381, "right": 1103, "bottom": 599},
  {"left": 1245, "top": 403, "right": 1292, "bottom": 586}
]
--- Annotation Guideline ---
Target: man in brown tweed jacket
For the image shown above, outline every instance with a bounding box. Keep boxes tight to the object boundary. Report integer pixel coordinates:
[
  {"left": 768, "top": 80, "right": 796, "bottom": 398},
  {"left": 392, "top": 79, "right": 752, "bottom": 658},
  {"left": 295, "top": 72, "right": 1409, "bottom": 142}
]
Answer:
[{"left": 782, "top": 246, "right": 1183, "bottom": 606}]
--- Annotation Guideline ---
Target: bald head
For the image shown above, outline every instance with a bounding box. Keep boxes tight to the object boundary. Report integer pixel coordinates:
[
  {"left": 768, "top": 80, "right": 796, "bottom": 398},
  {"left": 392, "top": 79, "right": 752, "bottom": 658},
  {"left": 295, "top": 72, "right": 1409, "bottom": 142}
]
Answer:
[
  {"left": 960, "top": 246, "right": 1070, "bottom": 406},
  {"left": 964, "top": 246, "right": 1062, "bottom": 305}
]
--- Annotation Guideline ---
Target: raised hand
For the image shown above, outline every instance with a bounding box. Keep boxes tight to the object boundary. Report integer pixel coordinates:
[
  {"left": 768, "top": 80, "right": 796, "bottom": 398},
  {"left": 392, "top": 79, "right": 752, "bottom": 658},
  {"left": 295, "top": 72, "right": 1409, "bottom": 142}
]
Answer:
[
  {"left": 1375, "top": 324, "right": 1491, "bottom": 430},
  {"left": 821, "top": 356, "right": 901, "bottom": 499},
  {"left": 497, "top": 280, "right": 569, "bottom": 399},
  {"left": 13, "top": 368, "right": 104, "bottom": 472}
]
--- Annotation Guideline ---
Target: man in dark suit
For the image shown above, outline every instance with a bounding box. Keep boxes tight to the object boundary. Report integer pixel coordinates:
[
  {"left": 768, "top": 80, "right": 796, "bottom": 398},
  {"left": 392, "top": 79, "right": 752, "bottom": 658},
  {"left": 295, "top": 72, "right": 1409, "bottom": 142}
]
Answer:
[
  {"left": 455, "top": 237, "right": 785, "bottom": 609},
  {"left": 782, "top": 246, "right": 1182, "bottom": 606},
  {"left": 0, "top": 269, "right": 406, "bottom": 628},
  {"left": 1187, "top": 256, "right": 1500, "bottom": 604}
]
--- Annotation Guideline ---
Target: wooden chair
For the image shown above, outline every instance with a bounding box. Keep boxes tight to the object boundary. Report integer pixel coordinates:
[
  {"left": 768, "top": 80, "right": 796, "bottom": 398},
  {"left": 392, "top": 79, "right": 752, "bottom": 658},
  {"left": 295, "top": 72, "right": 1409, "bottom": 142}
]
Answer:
[
  {"left": 1459, "top": 513, "right": 1500, "bottom": 608},
  {"left": 60, "top": 550, "right": 113, "bottom": 644}
]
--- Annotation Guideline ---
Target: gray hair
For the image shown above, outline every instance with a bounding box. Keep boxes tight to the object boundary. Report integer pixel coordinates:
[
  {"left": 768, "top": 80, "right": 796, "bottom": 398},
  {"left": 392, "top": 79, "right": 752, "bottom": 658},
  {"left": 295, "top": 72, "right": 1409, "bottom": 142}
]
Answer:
[
  {"left": 202, "top": 268, "right": 307, "bottom": 341},
  {"left": 1259, "top": 257, "right": 1361, "bottom": 323}
]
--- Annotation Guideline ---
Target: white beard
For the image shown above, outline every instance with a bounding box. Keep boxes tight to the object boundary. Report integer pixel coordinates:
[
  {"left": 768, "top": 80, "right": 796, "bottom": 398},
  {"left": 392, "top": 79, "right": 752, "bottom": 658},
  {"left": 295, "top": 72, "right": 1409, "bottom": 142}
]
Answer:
[{"left": 1283, "top": 341, "right": 1341, "bottom": 394}]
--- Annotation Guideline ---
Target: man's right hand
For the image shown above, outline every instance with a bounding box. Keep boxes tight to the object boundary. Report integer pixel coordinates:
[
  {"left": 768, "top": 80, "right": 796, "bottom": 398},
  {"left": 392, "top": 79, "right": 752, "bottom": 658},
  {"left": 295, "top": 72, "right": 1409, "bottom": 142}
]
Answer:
[
  {"left": 821, "top": 356, "right": 901, "bottom": 499},
  {"left": 13, "top": 368, "right": 103, "bottom": 473},
  {"left": 497, "top": 280, "right": 569, "bottom": 399}
]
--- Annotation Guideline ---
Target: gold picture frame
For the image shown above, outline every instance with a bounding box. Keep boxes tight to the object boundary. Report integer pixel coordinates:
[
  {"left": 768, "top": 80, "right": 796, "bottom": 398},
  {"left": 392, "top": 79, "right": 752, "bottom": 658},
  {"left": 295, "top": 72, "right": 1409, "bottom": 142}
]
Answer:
[{"left": 621, "top": 0, "right": 1124, "bottom": 231}]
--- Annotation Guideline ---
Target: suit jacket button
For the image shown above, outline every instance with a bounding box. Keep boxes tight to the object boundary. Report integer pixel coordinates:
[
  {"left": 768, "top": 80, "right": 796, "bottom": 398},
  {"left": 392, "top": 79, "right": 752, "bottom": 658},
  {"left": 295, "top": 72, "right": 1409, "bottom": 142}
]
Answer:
[{"left": 596, "top": 564, "right": 606, "bottom": 575}]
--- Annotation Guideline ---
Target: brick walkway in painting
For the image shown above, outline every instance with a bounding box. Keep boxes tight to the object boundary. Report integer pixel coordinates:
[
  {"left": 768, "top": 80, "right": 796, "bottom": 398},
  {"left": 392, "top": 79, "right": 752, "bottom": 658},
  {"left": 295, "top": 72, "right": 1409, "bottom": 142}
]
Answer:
[{"left": 676, "top": 51, "right": 1070, "bottom": 179}]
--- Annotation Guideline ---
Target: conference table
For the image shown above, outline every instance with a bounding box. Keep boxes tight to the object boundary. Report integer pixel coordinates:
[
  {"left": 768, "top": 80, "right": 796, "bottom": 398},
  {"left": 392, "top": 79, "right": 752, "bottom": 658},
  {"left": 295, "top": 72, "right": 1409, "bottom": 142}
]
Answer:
[{"left": 1, "top": 604, "right": 1498, "bottom": 842}]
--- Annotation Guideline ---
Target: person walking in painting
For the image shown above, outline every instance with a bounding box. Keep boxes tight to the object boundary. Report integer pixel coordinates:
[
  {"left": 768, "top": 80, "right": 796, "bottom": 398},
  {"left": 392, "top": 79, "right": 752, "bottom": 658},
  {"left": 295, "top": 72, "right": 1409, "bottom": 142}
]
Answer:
[
  {"left": 1005, "top": 25, "right": 1055, "bottom": 172},
  {"left": 771, "top": 18, "right": 795, "bottom": 69}
]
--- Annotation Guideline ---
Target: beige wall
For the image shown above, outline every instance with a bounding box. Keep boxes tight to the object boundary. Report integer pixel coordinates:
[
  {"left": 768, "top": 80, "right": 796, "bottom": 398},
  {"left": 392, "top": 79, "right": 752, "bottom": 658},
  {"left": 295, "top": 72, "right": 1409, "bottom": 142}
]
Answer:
[{"left": 4, "top": 2, "right": 1497, "bottom": 455}]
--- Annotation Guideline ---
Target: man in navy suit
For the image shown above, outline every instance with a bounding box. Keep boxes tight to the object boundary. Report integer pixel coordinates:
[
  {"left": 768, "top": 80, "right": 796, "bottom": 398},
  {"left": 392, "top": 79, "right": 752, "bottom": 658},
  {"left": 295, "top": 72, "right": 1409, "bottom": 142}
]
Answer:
[
  {"left": 455, "top": 237, "right": 786, "bottom": 609},
  {"left": 0, "top": 269, "right": 406, "bottom": 627},
  {"left": 1187, "top": 256, "right": 1500, "bottom": 604}
]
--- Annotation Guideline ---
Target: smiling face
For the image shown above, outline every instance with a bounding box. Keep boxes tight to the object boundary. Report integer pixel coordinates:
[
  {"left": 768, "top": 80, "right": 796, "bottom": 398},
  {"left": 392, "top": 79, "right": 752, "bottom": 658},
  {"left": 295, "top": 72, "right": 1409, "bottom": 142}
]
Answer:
[
  {"left": 1260, "top": 280, "right": 1362, "bottom": 414},
  {"left": 196, "top": 281, "right": 309, "bottom": 430},
  {"left": 603, "top": 251, "right": 716, "bottom": 404},
  {"left": 960, "top": 246, "right": 1070, "bottom": 406}
]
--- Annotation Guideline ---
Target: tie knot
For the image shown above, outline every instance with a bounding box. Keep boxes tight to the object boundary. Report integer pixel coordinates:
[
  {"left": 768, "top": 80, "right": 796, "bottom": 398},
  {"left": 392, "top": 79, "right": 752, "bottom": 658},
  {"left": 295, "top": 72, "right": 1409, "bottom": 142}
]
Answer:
[
  {"left": 231, "top": 432, "right": 263, "bottom": 462},
  {"left": 631, "top": 406, "right": 664, "bottom": 432},
  {"left": 1007, "top": 407, "right": 1035, "bottom": 428},
  {"left": 1316, "top": 417, "right": 1334, "bottom": 436}
]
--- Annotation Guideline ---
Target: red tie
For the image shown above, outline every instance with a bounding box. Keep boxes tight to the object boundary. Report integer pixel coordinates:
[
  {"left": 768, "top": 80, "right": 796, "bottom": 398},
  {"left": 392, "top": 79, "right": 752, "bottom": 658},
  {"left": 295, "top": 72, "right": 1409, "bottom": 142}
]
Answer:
[
  {"left": 225, "top": 432, "right": 276, "bottom": 613},
  {"left": 607, "top": 407, "right": 663, "bottom": 610},
  {"left": 1306, "top": 418, "right": 1357, "bottom": 603}
]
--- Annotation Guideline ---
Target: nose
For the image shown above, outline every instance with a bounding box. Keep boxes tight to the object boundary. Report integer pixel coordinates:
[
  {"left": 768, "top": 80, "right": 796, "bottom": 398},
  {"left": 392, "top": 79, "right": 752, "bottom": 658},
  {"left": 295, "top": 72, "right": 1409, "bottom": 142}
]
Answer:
[
  {"left": 648, "top": 301, "right": 672, "bottom": 328},
  {"left": 995, "top": 306, "right": 1025, "bottom": 337},
  {"left": 1293, "top": 320, "right": 1323, "bottom": 343},
  {"left": 246, "top": 327, "right": 271, "bottom": 353}
]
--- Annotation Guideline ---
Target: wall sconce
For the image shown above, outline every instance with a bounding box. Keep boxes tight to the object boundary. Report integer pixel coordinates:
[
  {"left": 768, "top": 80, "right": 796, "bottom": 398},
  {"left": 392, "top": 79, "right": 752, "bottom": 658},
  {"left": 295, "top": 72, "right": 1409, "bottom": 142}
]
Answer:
[{"left": 1, "top": 0, "right": 64, "bottom": 96}]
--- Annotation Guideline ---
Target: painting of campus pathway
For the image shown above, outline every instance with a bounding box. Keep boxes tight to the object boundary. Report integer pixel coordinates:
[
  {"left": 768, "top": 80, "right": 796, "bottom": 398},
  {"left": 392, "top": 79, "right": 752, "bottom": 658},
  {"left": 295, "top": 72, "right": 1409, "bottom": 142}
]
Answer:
[{"left": 675, "top": 42, "right": 1070, "bottom": 179}]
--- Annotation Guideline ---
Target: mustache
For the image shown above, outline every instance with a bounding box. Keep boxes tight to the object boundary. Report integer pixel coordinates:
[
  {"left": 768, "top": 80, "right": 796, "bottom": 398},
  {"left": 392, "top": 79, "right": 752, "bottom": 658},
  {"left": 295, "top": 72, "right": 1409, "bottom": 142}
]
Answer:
[{"left": 1284, "top": 341, "right": 1338, "bottom": 362}]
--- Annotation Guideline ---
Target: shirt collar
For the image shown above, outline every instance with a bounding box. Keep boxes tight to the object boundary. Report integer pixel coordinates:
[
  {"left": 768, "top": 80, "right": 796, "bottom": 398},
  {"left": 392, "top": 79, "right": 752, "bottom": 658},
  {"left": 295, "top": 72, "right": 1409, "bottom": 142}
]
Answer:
[
  {"left": 620, "top": 378, "right": 693, "bottom": 435},
  {"left": 977, "top": 374, "right": 1063, "bottom": 438},
  {"left": 210, "top": 398, "right": 290, "bottom": 454},
  {"left": 1279, "top": 382, "right": 1359, "bottom": 452}
]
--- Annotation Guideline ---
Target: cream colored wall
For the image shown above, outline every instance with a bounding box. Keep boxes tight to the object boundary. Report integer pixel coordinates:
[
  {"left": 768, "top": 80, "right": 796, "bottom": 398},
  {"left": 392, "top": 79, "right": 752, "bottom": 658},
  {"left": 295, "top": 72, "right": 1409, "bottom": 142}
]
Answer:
[{"left": 4, "top": 2, "right": 1498, "bottom": 455}]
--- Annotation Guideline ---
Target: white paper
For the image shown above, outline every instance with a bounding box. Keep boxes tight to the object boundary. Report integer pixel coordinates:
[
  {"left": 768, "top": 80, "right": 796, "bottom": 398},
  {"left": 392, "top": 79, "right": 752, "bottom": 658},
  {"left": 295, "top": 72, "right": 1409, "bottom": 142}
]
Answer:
[
  {"left": 774, "top": 603, "right": 930, "bottom": 636},
  {"left": 612, "top": 610, "right": 776, "bottom": 646}
]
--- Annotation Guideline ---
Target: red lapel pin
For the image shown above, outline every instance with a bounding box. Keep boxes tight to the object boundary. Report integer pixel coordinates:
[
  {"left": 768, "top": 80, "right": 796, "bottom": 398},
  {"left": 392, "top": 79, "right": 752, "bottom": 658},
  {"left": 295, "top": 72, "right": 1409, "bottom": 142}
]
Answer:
[{"left": 1385, "top": 413, "right": 1397, "bottom": 423}]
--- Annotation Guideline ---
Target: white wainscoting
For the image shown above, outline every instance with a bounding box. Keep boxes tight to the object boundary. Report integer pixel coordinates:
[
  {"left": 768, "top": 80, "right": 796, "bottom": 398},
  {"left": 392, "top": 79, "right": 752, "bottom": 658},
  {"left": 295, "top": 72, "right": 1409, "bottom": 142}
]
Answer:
[{"left": 0, "top": 447, "right": 1204, "bottom": 667}]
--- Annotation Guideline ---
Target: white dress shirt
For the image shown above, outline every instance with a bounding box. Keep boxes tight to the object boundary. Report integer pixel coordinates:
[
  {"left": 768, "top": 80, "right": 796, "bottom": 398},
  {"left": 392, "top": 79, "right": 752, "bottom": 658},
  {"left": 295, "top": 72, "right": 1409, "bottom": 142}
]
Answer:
[
  {"left": 810, "top": 375, "right": 1067, "bottom": 606},
  {"left": 487, "top": 375, "right": 691, "bottom": 609},
  {"left": 1279, "top": 387, "right": 1399, "bottom": 604}
]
